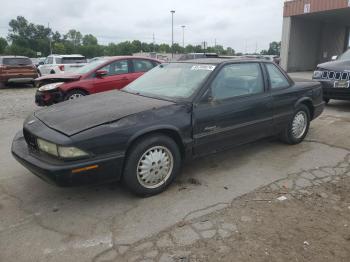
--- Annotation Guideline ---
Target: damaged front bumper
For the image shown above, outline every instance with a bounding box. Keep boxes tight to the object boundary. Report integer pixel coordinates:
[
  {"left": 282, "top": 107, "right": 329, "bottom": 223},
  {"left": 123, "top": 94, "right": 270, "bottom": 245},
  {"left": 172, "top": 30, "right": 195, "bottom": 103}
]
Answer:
[{"left": 35, "top": 89, "right": 64, "bottom": 106}]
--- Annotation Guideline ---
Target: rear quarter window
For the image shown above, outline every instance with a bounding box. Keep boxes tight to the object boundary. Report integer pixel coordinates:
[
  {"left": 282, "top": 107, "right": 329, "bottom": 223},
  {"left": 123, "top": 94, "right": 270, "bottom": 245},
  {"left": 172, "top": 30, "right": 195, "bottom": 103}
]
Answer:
[
  {"left": 3, "top": 58, "right": 32, "bottom": 66},
  {"left": 266, "top": 63, "right": 290, "bottom": 89}
]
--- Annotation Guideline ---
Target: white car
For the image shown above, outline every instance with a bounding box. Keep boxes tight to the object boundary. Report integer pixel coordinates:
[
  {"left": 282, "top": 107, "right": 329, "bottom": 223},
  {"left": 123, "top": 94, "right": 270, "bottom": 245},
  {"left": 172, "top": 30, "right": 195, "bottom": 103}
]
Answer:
[{"left": 38, "top": 54, "right": 87, "bottom": 76}]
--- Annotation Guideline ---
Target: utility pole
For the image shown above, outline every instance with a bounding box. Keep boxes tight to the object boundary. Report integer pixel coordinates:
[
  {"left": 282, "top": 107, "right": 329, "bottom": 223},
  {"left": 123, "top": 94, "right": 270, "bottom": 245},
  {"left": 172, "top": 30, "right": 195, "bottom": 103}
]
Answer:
[
  {"left": 48, "top": 23, "right": 52, "bottom": 55},
  {"left": 170, "top": 10, "right": 175, "bottom": 59},
  {"left": 181, "top": 25, "right": 185, "bottom": 49}
]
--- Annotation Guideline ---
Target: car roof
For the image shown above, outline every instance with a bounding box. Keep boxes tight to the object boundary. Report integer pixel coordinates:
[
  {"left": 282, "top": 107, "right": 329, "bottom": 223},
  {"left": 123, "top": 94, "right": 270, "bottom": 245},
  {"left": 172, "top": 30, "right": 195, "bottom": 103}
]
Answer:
[
  {"left": 0, "top": 56, "right": 30, "bottom": 59},
  {"left": 48, "top": 54, "right": 85, "bottom": 58},
  {"left": 102, "top": 56, "right": 161, "bottom": 62},
  {"left": 174, "top": 57, "right": 271, "bottom": 65}
]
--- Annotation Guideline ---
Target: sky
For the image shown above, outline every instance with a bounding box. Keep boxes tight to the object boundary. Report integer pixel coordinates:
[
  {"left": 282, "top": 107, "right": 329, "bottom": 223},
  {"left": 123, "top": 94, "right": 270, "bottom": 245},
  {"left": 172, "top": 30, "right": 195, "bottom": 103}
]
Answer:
[{"left": 0, "top": 0, "right": 285, "bottom": 53}]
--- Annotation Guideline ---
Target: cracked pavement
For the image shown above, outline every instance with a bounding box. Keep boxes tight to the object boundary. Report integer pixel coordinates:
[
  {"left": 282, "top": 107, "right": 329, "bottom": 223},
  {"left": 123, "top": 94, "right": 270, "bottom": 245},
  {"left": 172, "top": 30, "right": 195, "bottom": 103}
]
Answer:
[{"left": 1, "top": 82, "right": 350, "bottom": 262}]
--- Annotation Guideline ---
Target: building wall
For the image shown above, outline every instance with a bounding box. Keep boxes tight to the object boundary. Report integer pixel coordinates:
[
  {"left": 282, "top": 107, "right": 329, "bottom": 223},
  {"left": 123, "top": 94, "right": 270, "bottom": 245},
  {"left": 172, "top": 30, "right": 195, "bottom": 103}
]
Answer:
[
  {"left": 284, "top": 0, "right": 349, "bottom": 17},
  {"left": 280, "top": 17, "right": 292, "bottom": 70},
  {"left": 319, "top": 23, "right": 347, "bottom": 62},
  {"left": 281, "top": 16, "right": 348, "bottom": 71},
  {"left": 283, "top": 17, "right": 322, "bottom": 71}
]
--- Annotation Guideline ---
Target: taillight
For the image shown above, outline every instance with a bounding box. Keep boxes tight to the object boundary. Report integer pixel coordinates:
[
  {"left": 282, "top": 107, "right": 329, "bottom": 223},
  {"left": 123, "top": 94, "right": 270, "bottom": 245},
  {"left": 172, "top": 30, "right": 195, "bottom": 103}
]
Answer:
[{"left": 59, "top": 65, "right": 65, "bottom": 71}]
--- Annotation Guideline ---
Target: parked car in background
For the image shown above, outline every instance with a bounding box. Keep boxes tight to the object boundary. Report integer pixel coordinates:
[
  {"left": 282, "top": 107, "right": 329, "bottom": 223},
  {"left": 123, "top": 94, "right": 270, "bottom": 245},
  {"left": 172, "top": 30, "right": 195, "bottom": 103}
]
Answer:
[
  {"left": 35, "top": 56, "right": 161, "bottom": 106},
  {"left": 12, "top": 59, "right": 324, "bottom": 196},
  {"left": 313, "top": 49, "right": 350, "bottom": 103},
  {"left": 30, "top": 57, "right": 46, "bottom": 68},
  {"left": 178, "top": 53, "right": 218, "bottom": 61},
  {"left": 263, "top": 55, "right": 281, "bottom": 65},
  {"left": 0, "top": 56, "right": 39, "bottom": 88},
  {"left": 38, "top": 54, "right": 87, "bottom": 76}
]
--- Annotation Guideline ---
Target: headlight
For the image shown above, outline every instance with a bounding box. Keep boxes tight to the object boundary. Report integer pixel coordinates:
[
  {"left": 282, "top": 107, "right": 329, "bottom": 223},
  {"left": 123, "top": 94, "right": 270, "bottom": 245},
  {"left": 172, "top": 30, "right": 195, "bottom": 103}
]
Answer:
[
  {"left": 313, "top": 71, "right": 323, "bottom": 79},
  {"left": 37, "top": 138, "right": 58, "bottom": 157},
  {"left": 58, "top": 146, "right": 89, "bottom": 159},
  {"left": 37, "top": 138, "right": 88, "bottom": 159},
  {"left": 38, "top": 82, "right": 64, "bottom": 92}
]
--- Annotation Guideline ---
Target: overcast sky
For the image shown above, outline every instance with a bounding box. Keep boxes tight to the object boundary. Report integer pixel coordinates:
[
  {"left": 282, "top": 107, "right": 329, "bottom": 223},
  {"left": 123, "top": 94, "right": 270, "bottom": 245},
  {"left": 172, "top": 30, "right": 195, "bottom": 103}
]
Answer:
[{"left": 0, "top": 0, "right": 285, "bottom": 52}]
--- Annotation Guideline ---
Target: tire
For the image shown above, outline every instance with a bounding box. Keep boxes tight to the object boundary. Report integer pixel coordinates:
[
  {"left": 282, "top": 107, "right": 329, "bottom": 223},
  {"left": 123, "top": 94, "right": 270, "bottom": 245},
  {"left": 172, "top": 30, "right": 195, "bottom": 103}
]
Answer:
[
  {"left": 323, "top": 97, "right": 330, "bottom": 104},
  {"left": 65, "top": 90, "right": 87, "bottom": 101},
  {"left": 280, "top": 104, "right": 310, "bottom": 145},
  {"left": 123, "top": 134, "right": 181, "bottom": 197}
]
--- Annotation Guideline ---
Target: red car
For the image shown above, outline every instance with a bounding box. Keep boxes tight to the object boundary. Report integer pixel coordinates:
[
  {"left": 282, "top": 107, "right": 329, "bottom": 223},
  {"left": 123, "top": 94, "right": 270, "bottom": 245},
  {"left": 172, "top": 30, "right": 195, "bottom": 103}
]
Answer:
[{"left": 35, "top": 56, "right": 160, "bottom": 106}]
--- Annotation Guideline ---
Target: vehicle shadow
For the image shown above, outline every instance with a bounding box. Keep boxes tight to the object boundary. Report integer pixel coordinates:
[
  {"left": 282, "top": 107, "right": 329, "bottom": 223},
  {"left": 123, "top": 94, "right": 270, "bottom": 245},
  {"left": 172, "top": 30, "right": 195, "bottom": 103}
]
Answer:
[
  {"left": 326, "top": 100, "right": 350, "bottom": 112},
  {"left": 1, "top": 83, "right": 36, "bottom": 89}
]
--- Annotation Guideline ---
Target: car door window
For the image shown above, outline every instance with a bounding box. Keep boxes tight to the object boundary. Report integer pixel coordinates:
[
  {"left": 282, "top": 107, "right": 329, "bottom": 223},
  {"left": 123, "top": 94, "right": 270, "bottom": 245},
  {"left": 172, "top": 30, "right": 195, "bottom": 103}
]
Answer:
[
  {"left": 101, "top": 60, "right": 129, "bottom": 76},
  {"left": 266, "top": 63, "right": 290, "bottom": 89},
  {"left": 132, "top": 59, "right": 155, "bottom": 73},
  {"left": 45, "top": 57, "right": 53, "bottom": 64},
  {"left": 210, "top": 63, "right": 264, "bottom": 101}
]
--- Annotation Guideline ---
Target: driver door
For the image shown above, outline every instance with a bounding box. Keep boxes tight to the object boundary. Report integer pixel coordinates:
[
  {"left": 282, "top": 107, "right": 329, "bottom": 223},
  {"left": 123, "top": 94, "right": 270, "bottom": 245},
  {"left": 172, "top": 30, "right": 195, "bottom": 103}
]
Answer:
[
  {"left": 193, "top": 62, "right": 273, "bottom": 156},
  {"left": 92, "top": 60, "right": 131, "bottom": 92}
]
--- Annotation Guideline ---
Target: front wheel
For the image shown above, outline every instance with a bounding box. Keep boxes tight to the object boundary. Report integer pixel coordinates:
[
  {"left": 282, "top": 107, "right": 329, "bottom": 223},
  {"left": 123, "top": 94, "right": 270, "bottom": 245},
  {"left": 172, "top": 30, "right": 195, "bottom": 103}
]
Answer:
[
  {"left": 323, "top": 97, "right": 330, "bottom": 104},
  {"left": 65, "top": 90, "right": 87, "bottom": 100},
  {"left": 280, "top": 105, "right": 310, "bottom": 145},
  {"left": 123, "top": 134, "right": 181, "bottom": 197}
]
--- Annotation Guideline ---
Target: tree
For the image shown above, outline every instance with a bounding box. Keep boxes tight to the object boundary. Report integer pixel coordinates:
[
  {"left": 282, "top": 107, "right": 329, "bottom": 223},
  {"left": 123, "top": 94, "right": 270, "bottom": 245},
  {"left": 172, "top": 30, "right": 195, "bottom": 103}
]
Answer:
[
  {"left": 261, "top": 41, "right": 281, "bottom": 56},
  {"left": 7, "top": 16, "right": 52, "bottom": 56},
  {"left": 82, "top": 34, "right": 98, "bottom": 46},
  {"left": 53, "top": 42, "right": 66, "bottom": 54},
  {"left": 64, "top": 29, "right": 83, "bottom": 48},
  {"left": 0, "top": 37, "right": 8, "bottom": 54},
  {"left": 268, "top": 41, "right": 281, "bottom": 55}
]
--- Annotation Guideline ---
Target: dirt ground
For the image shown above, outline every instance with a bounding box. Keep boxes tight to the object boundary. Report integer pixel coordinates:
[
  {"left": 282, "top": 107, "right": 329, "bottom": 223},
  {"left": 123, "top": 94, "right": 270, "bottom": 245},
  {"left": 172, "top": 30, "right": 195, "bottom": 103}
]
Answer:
[{"left": 105, "top": 162, "right": 350, "bottom": 262}]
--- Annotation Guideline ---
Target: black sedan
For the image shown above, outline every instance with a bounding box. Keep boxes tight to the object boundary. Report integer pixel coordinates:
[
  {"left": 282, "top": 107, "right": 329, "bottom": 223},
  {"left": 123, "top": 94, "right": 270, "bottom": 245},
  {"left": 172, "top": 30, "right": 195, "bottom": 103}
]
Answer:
[{"left": 12, "top": 59, "right": 325, "bottom": 196}]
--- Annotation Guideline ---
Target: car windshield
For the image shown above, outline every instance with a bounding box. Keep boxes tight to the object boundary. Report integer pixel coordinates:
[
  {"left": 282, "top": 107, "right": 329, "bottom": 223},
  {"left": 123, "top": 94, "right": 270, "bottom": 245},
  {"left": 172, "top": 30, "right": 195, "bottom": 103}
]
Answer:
[
  {"left": 338, "top": 50, "right": 350, "bottom": 61},
  {"left": 74, "top": 59, "right": 109, "bottom": 74},
  {"left": 123, "top": 63, "right": 215, "bottom": 100}
]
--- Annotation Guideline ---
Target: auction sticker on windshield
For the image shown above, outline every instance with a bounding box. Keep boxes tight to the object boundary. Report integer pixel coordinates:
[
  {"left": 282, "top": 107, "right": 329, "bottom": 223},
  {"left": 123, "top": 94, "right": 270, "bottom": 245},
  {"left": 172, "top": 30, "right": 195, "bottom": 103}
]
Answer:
[{"left": 191, "top": 65, "right": 216, "bottom": 71}]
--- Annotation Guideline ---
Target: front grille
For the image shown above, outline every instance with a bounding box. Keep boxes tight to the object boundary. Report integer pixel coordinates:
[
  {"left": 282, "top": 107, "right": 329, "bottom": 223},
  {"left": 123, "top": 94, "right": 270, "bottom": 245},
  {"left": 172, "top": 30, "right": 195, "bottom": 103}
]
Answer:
[
  {"left": 321, "top": 70, "right": 349, "bottom": 81},
  {"left": 23, "top": 129, "right": 38, "bottom": 151}
]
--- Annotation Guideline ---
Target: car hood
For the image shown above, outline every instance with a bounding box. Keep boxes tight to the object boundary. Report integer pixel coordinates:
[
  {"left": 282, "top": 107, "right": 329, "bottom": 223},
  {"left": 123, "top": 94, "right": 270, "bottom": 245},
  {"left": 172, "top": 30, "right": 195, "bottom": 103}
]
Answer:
[
  {"left": 317, "top": 60, "right": 350, "bottom": 71},
  {"left": 34, "top": 91, "right": 174, "bottom": 136},
  {"left": 36, "top": 73, "right": 82, "bottom": 82}
]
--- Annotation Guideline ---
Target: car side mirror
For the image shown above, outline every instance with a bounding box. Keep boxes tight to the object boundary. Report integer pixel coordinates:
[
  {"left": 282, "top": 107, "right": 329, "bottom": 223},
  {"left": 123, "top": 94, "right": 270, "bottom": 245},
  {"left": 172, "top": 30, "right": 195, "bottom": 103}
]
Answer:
[
  {"left": 331, "top": 55, "right": 338, "bottom": 61},
  {"left": 200, "top": 90, "right": 218, "bottom": 106},
  {"left": 96, "top": 70, "right": 108, "bottom": 78}
]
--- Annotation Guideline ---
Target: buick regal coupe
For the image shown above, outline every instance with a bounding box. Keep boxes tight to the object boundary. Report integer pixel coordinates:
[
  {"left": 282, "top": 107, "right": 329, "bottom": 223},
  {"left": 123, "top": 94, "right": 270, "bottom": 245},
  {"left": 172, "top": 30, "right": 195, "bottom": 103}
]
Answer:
[{"left": 12, "top": 59, "right": 324, "bottom": 196}]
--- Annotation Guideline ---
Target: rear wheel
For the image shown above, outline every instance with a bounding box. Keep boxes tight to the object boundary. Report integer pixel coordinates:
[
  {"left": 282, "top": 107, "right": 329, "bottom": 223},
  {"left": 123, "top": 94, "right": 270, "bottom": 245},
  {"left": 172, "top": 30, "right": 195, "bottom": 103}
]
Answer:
[
  {"left": 323, "top": 97, "right": 330, "bottom": 104},
  {"left": 123, "top": 134, "right": 181, "bottom": 197},
  {"left": 280, "top": 104, "right": 310, "bottom": 145},
  {"left": 65, "top": 90, "right": 87, "bottom": 100}
]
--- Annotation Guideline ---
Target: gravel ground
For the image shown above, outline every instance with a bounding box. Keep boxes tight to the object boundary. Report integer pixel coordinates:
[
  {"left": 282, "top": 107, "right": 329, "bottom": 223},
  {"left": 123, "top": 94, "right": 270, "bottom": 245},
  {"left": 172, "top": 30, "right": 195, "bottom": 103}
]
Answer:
[{"left": 0, "top": 86, "right": 38, "bottom": 121}]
